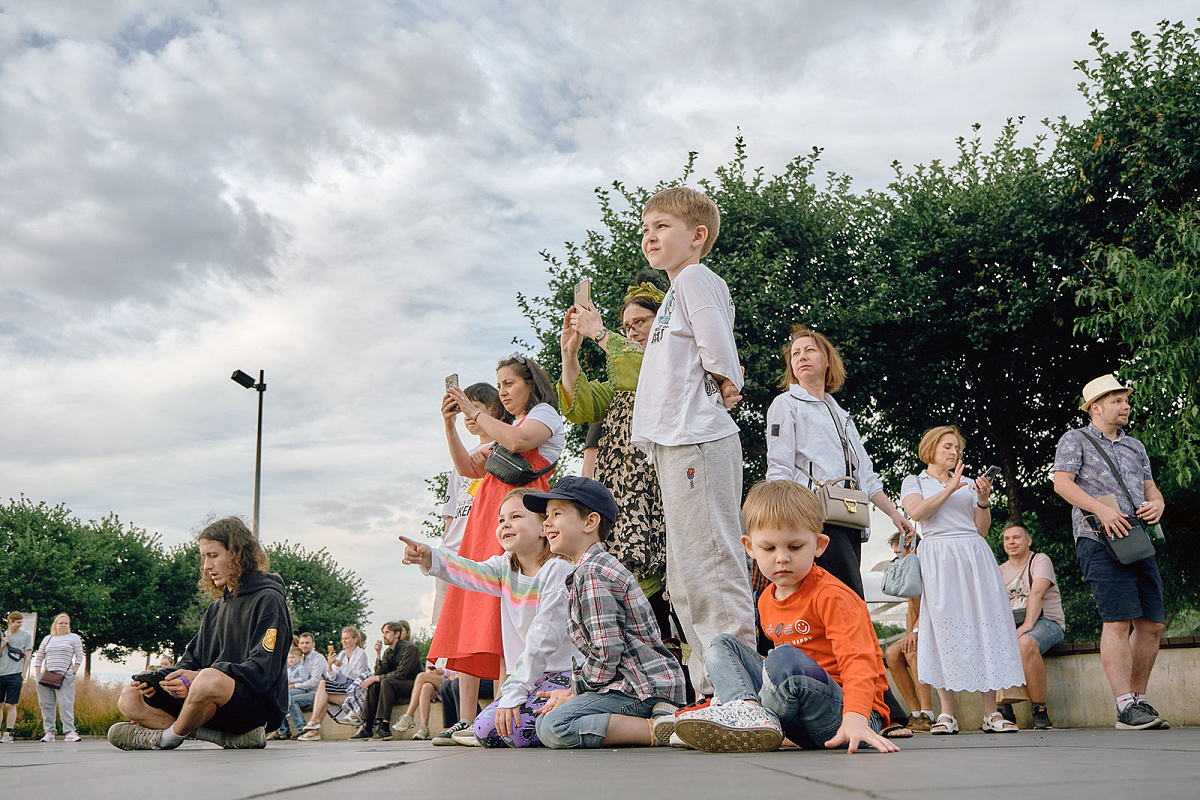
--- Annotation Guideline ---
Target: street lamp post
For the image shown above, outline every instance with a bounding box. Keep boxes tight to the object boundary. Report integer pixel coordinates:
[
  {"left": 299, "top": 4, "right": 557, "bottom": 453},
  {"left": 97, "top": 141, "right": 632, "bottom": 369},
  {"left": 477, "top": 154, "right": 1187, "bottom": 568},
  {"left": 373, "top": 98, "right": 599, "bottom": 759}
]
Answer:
[{"left": 230, "top": 369, "right": 266, "bottom": 537}]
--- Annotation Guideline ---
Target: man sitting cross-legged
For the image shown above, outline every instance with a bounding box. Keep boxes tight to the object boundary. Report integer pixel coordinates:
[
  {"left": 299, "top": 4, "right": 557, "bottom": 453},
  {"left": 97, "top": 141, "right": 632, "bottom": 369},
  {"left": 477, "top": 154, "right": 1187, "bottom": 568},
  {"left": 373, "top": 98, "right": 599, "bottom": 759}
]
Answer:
[{"left": 109, "top": 517, "right": 292, "bottom": 750}]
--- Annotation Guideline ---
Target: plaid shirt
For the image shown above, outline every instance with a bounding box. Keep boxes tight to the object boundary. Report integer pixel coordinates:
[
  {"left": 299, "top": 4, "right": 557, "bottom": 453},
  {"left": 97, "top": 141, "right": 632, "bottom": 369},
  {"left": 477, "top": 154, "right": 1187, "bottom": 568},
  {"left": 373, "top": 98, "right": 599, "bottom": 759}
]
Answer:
[
  {"left": 1054, "top": 424, "right": 1153, "bottom": 544},
  {"left": 565, "top": 543, "right": 685, "bottom": 704}
]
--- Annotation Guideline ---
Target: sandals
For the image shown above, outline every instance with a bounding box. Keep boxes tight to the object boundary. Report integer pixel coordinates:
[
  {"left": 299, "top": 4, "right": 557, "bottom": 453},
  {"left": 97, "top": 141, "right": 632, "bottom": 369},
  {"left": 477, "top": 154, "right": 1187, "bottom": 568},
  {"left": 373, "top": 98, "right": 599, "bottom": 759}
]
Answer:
[
  {"left": 881, "top": 723, "right": 914, "bottom": 739},
  {"left": 981, "top": 712, "right": 1019, "bottom": 733},
  {"left": 929, "top": 714, "right": 959, "bottom": 735}
]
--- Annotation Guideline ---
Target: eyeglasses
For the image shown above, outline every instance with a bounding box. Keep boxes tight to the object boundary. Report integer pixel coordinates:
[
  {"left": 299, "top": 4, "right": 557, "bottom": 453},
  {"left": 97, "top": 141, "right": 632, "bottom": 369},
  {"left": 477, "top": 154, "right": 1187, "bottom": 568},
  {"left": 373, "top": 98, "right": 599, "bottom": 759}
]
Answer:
[
  {"left": 506, "top": 351, "right": 527, "bottom": 365},
  {"left": 618, "top": 317, "right": 653, "bottom": 337}
]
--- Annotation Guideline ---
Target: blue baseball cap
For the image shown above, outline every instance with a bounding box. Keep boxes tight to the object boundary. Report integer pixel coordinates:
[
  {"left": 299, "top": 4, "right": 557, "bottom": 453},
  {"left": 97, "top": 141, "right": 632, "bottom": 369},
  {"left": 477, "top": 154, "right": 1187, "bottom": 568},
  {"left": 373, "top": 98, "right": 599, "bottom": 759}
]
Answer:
[{"left": 522, "top": 475, "right": 619, "bottom": 524}]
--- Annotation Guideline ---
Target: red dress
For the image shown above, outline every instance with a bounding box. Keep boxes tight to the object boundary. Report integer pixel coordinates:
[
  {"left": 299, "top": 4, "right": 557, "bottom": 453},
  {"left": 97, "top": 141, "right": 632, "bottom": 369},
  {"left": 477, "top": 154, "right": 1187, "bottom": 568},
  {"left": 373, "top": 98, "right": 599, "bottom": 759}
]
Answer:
[{"left": 427, "top": 439, "right": 553, "bottom": 680}]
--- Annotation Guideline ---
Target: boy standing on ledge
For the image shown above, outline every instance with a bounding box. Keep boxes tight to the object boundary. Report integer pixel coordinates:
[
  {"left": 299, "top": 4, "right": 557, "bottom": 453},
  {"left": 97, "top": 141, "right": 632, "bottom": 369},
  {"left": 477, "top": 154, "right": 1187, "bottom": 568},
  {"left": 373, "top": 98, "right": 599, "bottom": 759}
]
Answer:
[{"left": 631, "top": 186, "right": 756, "bottom": 697}]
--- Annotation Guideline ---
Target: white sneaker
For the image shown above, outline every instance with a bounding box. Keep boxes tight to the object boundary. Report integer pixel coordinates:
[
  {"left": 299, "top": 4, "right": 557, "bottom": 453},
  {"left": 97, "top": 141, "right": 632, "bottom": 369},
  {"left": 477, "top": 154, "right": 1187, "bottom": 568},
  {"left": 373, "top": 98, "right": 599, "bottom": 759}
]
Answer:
[
  {"left": 411, "top": 725, "right": 431, "bottom": 740},
  {"left": 41, "top": 732, "right": 55, "bottom": 742},
  {"left": 668, "top": 732, "right": 695, "bottom": 749},
  {"left": 674, "top": 699, "right": 783, "bottom": 753},
  {"left": 1, "top": 731, "right": 13, "bottom": 743},
  {"left": 394, "top": 714, "right": 415, "bottom": 733},
  {"left": 451, "top": 729, "right": 481, "bottom": 747},
  {"left": 64, "top": 732, "right": 81, "bottom": 742}
]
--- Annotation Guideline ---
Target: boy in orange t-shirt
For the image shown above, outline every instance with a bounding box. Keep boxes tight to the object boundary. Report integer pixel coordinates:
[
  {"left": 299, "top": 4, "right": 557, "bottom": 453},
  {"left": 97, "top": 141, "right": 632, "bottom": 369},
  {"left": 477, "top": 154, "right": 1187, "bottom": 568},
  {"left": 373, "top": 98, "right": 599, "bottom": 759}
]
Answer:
[{"left": 672, "top": 480, "right": 899, "bottom": 754}]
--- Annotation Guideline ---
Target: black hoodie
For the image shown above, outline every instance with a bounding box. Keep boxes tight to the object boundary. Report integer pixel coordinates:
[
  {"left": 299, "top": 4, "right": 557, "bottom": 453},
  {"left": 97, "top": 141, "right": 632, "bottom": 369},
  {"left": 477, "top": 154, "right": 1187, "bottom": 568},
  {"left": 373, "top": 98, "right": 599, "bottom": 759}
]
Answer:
[{"left": 177, "top": 570, "right": 293, "bottom": 721}]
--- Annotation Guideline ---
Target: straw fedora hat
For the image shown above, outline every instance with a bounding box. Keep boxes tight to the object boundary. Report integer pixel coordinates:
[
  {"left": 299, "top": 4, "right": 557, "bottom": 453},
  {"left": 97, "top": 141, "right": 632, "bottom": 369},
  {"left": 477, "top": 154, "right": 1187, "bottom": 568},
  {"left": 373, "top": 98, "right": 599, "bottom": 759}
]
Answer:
[{"left": 1079, "top": 374, "right": 1132, "bottom": 410}]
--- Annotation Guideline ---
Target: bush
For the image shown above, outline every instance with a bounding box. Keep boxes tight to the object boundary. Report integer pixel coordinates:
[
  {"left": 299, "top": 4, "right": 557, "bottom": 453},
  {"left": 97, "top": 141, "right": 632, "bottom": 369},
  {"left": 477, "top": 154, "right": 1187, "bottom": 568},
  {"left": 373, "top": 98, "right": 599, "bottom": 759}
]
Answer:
[{"left": 14, "top": 676, "right": 123, "bottom": 739}]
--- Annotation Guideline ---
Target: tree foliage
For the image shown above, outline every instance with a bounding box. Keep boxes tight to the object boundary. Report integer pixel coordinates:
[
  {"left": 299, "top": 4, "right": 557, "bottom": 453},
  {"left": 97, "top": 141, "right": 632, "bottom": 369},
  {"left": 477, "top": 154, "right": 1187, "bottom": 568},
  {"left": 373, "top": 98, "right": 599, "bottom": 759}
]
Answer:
[
  {"left": 0, "top": 498, "right": 370, "bottom": 665},
  {"left": 518, "top": 19, "right": 1200, "bottom": 641}
]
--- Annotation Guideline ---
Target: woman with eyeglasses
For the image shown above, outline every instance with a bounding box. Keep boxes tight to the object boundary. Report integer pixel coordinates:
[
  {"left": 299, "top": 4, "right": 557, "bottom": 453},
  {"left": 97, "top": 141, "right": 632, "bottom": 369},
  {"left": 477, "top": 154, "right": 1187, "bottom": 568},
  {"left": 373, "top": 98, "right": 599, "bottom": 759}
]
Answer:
[
  {"left": 429, "top": 353, "right": 564, "bottom": 742},
  {"left": 558, "top": 273, "right": 671, "bottom": 636}
]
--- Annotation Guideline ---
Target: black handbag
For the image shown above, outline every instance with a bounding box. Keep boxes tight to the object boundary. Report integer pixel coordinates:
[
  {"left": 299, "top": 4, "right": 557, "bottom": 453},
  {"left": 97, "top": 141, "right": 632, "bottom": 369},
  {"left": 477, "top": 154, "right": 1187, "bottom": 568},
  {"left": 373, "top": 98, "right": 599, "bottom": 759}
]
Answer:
[
  {"left": 484, "top": 443, "right": 556, "bottom": 487},
  {"left": 1081, "top": 434, "right": 1156, "bottom": 565}
]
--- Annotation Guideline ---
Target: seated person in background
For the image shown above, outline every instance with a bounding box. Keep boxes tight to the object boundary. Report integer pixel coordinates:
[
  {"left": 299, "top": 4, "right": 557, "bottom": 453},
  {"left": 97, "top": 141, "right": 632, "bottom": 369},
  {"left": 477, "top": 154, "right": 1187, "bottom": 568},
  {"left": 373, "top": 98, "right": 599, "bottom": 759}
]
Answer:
[
  {"left": 395, "top": 661, "right": 448, "bottom": 740},
  {"left": 351, "top": 620, "right": 421, "bottom": 740},
  {"left": 883, "top": 533, "right": 935, "bottom": 733},
  {"left": 666, "top": 481, "right": 898, "bottom": 755},
  {"left": 109, "top": 517, "right": 292, "bottom": 751},
  {"left": 997, "top": 524, "right": 1066, "bottom": 730},
  {"left": 272, "top": 632, "right": 327, "bottom": 740}
]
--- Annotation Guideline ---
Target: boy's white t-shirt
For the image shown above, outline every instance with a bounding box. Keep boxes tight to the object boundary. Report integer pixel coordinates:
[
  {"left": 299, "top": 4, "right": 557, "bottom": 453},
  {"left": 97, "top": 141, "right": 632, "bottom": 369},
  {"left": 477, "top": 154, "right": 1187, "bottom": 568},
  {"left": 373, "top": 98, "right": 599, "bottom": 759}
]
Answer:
[
  {"left": 632, "top": 263, "right": 743, "bottom": 451},
  {"left": 439, "top": 442, "right": 490, "bottom": 555},
  {"left": 517, "top": 402, "right": 565, "bottom": 463}
]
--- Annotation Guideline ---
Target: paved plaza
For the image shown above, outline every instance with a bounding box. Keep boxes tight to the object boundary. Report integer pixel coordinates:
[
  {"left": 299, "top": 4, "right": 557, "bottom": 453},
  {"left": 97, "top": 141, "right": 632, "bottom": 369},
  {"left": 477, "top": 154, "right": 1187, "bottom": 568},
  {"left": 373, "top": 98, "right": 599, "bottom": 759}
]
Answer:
[{"left": 2, "top": 727, "right": 1197, "bottom": 799}]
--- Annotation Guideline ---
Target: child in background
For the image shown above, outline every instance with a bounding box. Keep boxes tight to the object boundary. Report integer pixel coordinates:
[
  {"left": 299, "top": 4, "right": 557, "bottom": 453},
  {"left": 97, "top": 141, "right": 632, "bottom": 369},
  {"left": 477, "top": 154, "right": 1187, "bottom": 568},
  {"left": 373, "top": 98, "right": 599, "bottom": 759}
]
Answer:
[
  {"left": 669, "top": 480, "right": 898, "bottom": 755},
  {"left": 401, "top": 487, "right": 578, "bottom": 748},
  {"left": 429, "top": 355, "right": 565, "bottom": 737},
  {"left": 630, "top": 186, "right": 756, "bottom": 697},
  {"left": 530, "top": 477, "right": 685, "bottom": 749},
  {"left": 286, "top": 646, "right": 311, "bottom": 691},
  {"left": 433, "top": 382, "right": 503, "bottom": 627}
]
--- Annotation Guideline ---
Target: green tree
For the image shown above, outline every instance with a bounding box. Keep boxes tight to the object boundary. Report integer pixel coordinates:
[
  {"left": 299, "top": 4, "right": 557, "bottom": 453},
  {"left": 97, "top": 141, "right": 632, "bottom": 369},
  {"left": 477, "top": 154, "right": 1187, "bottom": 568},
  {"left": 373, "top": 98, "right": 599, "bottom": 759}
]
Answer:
[{"left": 266, "top": 541, "right": 370, "bottom": 651}]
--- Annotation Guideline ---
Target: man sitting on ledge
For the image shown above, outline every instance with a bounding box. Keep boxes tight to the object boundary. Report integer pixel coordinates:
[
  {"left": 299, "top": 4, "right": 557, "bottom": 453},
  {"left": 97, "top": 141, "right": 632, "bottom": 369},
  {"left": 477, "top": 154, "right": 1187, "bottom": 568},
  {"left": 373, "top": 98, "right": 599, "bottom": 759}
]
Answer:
[{"left": 109, "top": 517, "right": 293, "bottom": 750}]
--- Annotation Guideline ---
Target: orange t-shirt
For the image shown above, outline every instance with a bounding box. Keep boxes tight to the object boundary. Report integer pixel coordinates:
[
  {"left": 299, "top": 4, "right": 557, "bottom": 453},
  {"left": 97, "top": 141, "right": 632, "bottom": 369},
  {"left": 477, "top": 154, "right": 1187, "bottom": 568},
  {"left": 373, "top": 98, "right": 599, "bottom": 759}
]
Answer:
[{"left": 758, "top": 565, "right": 890, "bottom": 723}]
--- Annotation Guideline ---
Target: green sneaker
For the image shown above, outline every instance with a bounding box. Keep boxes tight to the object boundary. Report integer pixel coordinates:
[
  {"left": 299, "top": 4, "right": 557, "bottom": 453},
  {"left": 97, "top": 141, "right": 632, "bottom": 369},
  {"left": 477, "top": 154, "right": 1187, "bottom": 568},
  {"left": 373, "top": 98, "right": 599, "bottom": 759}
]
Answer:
[{"left": 107, "top": 722, "right": 164, "bottom": 751}]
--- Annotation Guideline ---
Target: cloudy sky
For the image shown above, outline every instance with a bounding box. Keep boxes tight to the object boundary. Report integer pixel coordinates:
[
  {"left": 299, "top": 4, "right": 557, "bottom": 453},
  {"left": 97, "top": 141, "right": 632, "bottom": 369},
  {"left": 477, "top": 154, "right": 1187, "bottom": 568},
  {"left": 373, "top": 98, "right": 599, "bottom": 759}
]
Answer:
[{"left": 2, "top": 1, "right": 1194, "bottom": 651}]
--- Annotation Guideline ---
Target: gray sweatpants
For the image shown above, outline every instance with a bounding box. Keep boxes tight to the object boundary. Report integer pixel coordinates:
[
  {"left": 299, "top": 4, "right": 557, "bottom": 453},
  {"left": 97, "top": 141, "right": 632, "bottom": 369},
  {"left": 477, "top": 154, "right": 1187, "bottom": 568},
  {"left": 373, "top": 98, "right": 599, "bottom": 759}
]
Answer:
[
  {"left": 649, "top": 433, "right": 756, "bottom": 696},
  {"left": 36, "top": 671, "right": 76, "bottom": 735}
]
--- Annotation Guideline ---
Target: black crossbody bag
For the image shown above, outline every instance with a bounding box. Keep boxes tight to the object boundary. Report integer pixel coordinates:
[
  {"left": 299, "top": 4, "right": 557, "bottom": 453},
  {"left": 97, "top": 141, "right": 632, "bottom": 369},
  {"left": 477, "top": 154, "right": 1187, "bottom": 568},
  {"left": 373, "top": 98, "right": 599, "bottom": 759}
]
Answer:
[{"left": 1081, "top": 434, "right": 1155, "bottom": 565}]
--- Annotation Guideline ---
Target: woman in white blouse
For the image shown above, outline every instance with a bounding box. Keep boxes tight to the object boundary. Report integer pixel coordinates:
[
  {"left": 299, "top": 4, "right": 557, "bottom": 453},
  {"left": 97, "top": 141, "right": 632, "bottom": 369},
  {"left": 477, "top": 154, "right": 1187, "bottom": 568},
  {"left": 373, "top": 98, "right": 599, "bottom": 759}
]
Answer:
[
  {"left": 33, "top": 613, "right": 84, "bottom": 742},
  {"left": 298, "top": 626, "right": 371, "bottom": 740},
  {"left": 901, "top": 425, "right": 1025, "bottom": 735},
  {"left": 764, "top": 324, "right": 913, "bottom": 597}
]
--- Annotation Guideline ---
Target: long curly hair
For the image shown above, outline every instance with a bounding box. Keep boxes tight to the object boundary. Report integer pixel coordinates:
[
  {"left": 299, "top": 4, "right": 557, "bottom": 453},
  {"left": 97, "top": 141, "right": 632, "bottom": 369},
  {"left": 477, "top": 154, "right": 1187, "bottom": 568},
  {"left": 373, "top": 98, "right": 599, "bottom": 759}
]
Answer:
[{"left": 197, "top": 516, "right": 270, "bottom": 600}]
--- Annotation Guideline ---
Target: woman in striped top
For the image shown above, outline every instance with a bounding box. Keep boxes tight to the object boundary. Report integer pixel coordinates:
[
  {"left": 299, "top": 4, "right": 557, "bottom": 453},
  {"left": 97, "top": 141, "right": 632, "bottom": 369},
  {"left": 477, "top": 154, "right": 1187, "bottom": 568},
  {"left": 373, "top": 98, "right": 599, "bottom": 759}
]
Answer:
[
  {"left": 400, "top": 487, "right": 580, "bottom": 747},
  {"left": 33, "top": 613, "right": 84, "bottom": 742}
]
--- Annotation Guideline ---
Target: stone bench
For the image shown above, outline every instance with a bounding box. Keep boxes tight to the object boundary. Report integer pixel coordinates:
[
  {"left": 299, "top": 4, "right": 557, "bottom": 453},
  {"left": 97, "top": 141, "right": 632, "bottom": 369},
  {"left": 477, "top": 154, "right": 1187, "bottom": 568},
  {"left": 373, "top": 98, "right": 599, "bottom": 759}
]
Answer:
[{"left": 886, "top": 636, "right": 1200, "bottom": 729}]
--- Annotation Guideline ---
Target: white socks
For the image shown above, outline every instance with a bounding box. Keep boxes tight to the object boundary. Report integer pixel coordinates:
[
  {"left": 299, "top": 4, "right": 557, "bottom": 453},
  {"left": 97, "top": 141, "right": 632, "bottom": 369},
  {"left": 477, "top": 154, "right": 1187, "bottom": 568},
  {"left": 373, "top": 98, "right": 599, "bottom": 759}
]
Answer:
[{"left": 158, "top": 723, "right": 186, "bottom": 749}]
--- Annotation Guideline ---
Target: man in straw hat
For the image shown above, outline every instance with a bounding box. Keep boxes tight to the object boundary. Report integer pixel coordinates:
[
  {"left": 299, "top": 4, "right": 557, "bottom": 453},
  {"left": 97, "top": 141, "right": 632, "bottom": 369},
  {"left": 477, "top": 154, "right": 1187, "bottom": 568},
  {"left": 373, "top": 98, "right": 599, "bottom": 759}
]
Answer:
[{"left": 1052, "top": 375, "right": 1168, "bottom": 731}]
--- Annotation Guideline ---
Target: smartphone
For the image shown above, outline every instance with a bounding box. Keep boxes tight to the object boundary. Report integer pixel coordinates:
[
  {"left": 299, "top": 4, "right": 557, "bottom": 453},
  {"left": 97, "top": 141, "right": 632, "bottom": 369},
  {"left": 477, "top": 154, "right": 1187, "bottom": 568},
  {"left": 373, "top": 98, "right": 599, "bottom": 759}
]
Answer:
[
  {"left": 327, "top": 645, "right": 336, "bottom": 657},
  {"left": 132, "top": 670, "right": 166, "bottom": 690},
  {"left": 444, "top": 373, "right": 459, "bottom": 392},
  {"left": 574, "top": 278, "right": 592, "bottom": 310},
  {"left": 982, "top": 465, "right": 1002, "bottom": 481}
]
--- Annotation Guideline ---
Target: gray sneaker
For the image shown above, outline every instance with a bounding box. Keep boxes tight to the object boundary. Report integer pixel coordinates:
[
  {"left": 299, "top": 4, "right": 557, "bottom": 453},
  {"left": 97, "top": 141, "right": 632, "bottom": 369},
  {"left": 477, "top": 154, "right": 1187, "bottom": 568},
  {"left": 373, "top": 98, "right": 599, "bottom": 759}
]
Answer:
[
  {"left": 1116, "top": 703, "right": 1161, "bottom": 730},
  {"left": 1135, "top": 701, "right": 1170, "bottom": 729},
  {"left": 107, "top": 722, "right": 164, "bottom": 750},
  {"left": 195, "top": 726, "right": 267, "bottom": 749}
]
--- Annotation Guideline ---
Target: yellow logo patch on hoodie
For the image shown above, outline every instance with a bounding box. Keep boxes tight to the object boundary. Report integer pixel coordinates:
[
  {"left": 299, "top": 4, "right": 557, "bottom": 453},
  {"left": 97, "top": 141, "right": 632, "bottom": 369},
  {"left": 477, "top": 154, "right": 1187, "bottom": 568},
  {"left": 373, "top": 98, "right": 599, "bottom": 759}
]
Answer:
[{"left": 262, "top": 628, "right": 278, "bottom": 652}]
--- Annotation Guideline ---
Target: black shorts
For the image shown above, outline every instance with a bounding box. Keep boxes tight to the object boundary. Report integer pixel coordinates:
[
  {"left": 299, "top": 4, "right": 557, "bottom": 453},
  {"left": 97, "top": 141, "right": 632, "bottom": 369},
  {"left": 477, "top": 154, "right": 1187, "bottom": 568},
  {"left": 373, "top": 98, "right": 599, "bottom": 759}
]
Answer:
[
  {"left": 145, "top": 675, "right": 281, "bottom": 735},
  {"left": 0, "top": 673, "right": 22, "bottom": 705},
  {"left": 1076, "top": 536, "right": 1165, "bottom": 624}
]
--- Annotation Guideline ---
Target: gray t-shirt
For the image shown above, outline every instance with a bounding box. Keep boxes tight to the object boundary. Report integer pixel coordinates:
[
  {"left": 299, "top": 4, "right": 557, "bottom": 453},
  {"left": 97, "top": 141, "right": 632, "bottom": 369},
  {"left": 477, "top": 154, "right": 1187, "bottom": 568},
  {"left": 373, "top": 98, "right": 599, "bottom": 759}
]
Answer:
[{"left": 0, "top": 629, "right": 33, "bottom": 677}]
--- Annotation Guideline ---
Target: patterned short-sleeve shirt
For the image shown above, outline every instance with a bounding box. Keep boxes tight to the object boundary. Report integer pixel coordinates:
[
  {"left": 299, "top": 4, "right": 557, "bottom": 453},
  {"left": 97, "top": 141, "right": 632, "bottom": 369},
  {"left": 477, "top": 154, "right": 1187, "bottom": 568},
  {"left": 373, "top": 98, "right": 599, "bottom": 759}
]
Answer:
[{"left": 1053, "top": 424, "right": 1153, "bottom": 544}]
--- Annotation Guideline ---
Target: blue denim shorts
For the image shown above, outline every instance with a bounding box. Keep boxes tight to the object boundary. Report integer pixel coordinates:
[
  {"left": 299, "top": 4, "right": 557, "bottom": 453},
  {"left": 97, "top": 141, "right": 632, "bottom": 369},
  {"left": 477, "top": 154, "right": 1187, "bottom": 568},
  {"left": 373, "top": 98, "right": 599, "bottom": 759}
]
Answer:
[
  {"left": 1021, "top": 617, "right": 1065, "bottom": 655},
  {"left": 1076, "top": 537, "right": 1165, "bottom": 624}
]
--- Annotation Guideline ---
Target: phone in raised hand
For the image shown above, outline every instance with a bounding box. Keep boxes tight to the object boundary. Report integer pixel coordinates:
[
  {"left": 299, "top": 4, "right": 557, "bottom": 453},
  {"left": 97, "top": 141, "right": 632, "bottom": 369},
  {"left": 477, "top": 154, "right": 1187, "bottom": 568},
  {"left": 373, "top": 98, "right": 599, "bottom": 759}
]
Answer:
[
  {"left": 445, "top": 373, "right": 458, "bottom": 392},
  {"left": 981, "top": 465, "right": 1001, "bottom": 482},
  {"left": 574, "top": 278, "right": 592, "bottom": 310}
]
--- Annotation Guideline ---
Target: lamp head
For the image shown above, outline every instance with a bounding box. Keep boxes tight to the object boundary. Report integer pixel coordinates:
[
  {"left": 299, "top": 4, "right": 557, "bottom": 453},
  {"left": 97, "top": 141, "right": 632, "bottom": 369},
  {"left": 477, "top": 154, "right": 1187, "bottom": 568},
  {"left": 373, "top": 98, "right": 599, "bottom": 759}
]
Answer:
[{"left": 231, "top": 370, "right": 256, "bottom": 389}]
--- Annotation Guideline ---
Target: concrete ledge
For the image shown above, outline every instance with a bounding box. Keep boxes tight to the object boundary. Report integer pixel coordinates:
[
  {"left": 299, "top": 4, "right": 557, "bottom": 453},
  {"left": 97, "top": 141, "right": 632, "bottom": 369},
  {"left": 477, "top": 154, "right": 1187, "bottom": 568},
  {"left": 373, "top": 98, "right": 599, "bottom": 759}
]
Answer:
[{"left": 890, "top": 640, "right": 1200, "bottom": 729}]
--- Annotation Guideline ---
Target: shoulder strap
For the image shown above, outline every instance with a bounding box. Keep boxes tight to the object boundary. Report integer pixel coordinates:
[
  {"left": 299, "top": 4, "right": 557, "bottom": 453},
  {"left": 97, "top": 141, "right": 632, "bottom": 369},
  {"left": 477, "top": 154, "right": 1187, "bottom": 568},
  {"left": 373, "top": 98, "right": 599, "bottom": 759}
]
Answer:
[
  {"left": 820, "top": 400, "right": 857, "bottom": 488},
  {"left": 1082, "top": 431, "right": 1137, "bottom": 511}
]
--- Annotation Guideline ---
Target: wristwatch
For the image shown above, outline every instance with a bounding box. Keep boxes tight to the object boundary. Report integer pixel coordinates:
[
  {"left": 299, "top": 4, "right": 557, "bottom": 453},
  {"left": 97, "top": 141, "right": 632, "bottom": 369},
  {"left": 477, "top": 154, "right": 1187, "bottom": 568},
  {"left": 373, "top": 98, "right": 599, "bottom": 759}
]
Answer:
[{"left": 593, "top": 327, "right": 608, "bottom": 344}]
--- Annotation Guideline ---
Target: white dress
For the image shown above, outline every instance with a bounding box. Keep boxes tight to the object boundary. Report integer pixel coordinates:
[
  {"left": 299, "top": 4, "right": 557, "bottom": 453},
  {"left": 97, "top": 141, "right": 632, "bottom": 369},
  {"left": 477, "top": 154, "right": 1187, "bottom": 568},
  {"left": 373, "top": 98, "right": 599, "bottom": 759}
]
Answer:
[{"left": 903, "top": 472, "right": 1024, "bottom": 692}]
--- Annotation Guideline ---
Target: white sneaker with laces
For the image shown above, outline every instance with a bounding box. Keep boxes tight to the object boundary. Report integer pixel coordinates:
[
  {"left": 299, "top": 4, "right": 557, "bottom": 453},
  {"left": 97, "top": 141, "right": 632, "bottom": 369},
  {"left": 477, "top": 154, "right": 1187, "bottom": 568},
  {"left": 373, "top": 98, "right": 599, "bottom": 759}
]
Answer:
[
  {"left": 40, "top": 732, "right": 55, "bottom": 742},
  {"left": 64, "top": 732, "right": 81, "bottom": 742},
  {"left": 674, "top": 699, "right": 783, "bottom": 753}
]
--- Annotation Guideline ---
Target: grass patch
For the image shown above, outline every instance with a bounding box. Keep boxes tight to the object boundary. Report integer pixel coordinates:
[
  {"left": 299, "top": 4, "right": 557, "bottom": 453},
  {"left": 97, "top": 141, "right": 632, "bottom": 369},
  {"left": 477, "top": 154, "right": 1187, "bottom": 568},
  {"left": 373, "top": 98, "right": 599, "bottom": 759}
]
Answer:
[{"left": 10, "top": 676, "right": 124, "bottom": 739}]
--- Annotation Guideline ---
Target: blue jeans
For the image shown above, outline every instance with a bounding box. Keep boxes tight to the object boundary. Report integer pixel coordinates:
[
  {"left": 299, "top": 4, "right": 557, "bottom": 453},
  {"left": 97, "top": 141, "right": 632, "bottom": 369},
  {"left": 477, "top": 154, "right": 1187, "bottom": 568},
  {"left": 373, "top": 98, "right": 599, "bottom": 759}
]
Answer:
[
  {"left": 283, "top": 689, "right": 316, "bottom": 734},
  {"left": 1022, "top": 617, "right": 1065, "bottom": 655},
  {"left": 706, "top": 633, "right": 882, "bottom": 749},
  {"left": 536, "top": 690, "right": 658, "bottom": 749}
]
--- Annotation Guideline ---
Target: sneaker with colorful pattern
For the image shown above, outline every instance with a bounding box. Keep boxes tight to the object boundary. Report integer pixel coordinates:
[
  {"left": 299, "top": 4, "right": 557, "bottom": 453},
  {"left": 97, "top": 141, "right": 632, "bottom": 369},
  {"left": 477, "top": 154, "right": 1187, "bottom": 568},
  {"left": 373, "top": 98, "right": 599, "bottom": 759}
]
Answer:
[{"left": 674, "top": 699, "right": 783, "bottom": 753}]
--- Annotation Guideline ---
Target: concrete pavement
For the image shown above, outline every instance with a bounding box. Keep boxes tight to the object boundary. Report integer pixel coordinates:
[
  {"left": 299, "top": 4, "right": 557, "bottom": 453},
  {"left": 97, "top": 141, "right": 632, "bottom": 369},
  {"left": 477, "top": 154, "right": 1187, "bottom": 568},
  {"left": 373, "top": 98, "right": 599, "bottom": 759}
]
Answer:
[{"left": 3, "top": 727, "right": 1197, "bottom": 800}]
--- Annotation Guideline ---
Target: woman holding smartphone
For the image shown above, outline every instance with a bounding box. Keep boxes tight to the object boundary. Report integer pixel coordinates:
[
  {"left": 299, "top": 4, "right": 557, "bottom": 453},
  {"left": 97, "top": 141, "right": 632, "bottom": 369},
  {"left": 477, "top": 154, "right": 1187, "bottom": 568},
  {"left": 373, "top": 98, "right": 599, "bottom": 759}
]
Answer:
[
  {"left": 559, "top": 274, "right": 670, "bottom": 634},
  {"left": 901, "top": 425, "right": 1025, "bottom": 735}
]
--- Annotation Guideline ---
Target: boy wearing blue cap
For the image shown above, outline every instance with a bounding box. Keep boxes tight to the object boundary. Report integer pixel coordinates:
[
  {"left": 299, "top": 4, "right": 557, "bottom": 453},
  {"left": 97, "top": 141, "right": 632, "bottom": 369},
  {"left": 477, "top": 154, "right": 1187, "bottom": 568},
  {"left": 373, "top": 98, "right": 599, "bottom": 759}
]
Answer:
[{"left": 526, "top": 476, "right": 685, "bottom": 748}]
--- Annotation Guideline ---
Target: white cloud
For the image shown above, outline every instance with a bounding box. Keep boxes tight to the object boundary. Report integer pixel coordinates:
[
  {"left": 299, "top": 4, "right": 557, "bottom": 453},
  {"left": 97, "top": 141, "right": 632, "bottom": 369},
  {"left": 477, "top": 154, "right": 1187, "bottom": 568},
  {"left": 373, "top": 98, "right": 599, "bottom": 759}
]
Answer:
[{"left": 1, "top": 0, "right": 1195, "bottom": 634}]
